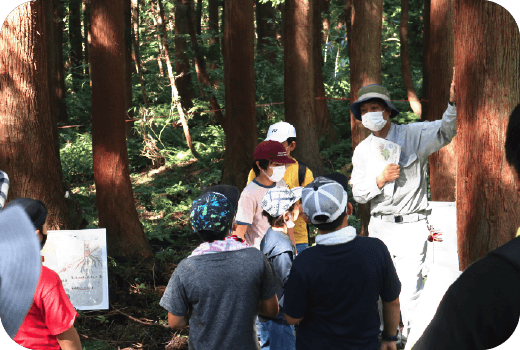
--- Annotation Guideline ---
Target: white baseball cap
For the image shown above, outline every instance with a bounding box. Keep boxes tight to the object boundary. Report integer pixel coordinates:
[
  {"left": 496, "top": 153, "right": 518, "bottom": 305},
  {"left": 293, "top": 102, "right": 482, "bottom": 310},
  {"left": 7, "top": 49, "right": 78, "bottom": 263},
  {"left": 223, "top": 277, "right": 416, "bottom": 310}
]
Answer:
[{"left": 265, "top": 122, "right": 297, "bottom": 143}]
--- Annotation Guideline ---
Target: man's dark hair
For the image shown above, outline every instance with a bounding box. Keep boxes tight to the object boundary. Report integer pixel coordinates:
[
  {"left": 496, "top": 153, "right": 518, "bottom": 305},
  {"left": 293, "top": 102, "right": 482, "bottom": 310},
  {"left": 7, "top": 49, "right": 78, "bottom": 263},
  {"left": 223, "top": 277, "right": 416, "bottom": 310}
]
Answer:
[
  {"left": 262, "top": 202, "right": 297, "bottom": 227},
  {"left": 313, "top": 210, "right": 347, "bottom": 232},
  {"left": 286, "top": 137, "right": 297, "bottom": 146},
  {"left": 505, "top": 103, "right": 520, "bottom": 176},
  {"left": 196, "top": 226, "right": 231, "bottom": 242},
  {"left": 252, "top": 159, "right": 270, "bottom": 177}
]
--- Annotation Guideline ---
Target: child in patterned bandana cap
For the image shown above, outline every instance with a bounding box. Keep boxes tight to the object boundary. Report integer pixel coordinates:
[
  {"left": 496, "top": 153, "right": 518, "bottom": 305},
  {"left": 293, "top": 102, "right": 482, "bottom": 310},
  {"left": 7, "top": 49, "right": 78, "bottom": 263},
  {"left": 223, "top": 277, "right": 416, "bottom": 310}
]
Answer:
[
  {"left": 160, "top": 185, "right": 283, "bottom": 350},
  {"left": 258, "top": 186, "right": 302, "bottom": 350}
]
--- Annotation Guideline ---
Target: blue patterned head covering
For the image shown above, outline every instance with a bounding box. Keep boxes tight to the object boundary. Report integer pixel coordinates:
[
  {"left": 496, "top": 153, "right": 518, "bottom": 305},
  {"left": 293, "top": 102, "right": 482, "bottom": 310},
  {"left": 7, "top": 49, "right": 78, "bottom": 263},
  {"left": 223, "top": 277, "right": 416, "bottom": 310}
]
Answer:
[{"left": 190, "top": 192, "right": 235, "bottom": 234}]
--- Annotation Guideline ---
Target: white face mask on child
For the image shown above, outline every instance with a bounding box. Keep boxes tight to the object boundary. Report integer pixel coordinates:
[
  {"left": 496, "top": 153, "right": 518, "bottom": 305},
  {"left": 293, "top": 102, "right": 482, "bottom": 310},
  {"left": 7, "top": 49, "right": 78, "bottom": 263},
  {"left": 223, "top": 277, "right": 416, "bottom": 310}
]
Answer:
[{"left": 263, "top": 165, "right": 286, "bottom": 183}]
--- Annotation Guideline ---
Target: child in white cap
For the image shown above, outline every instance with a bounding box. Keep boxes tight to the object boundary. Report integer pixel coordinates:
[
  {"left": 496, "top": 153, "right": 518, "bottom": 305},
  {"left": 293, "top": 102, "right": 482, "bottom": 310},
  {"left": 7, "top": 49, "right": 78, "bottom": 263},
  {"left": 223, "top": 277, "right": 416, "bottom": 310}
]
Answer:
[{"left": 258, "top": 186, "right": 302, "bottom": 350}]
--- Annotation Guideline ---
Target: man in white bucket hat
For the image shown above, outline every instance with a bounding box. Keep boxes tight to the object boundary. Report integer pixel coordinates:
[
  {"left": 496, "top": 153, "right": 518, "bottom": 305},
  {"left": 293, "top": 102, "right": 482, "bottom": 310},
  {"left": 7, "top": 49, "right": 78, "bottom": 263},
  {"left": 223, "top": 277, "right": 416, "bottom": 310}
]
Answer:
[{"left": 349, "top": 74, "right": 457, "bottom": 344}]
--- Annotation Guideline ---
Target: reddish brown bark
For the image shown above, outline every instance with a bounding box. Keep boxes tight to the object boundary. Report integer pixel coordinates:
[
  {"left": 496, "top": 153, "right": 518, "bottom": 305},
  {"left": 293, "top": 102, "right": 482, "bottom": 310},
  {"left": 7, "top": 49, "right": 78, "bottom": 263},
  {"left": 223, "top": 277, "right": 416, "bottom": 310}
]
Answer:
[
  {"left": 256, "top": 0, "right": 277, "bottom": 64},
  {"left": 347, "top": 0, "right": 383, "bottom": 237},
  {"left": 313, "top": 0, "right": 337, "bottom": 144},
  {"left": 400, "top": 0, "right": 421, "bottom": 117},
  {"left": 90, "top": 0, "right": 154, "bottom": 258},
  {"left": 69, "top": 0, "right": 83, "bottom": 91},
  {"left": 221, "top": 0, "right": 258, "bottom": 190},
  {"left": 174, "top": 0, "right": 195, "bottom": 110},
  {"left": 455, "top": 0, "right": 520, "bottom": 270},
  {"left": 0, "top": 0, "right": 79, "bottom": 230},
  {"left": 425, "top": 0, "right": 456, "bottom": 202},
  {"left": 284, "top": 0, "right": 325, "bottom": 177},
  {"left": 50, "top": 0, "right": 69, "bottom": 124}
]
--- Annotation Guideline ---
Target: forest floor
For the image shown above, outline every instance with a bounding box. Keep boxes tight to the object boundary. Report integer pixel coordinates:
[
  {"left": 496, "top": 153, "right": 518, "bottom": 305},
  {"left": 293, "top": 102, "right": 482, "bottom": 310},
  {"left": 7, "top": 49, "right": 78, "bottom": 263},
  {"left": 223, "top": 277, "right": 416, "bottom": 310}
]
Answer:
[{"left": 75, "top": 163, "right": 204, "bottom": 350}]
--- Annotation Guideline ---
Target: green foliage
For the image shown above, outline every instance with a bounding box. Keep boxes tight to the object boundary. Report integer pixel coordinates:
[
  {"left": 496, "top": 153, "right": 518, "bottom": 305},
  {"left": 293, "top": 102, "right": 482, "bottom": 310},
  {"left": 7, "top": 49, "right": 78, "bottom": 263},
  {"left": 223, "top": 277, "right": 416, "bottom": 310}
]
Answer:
[{"left": 60, "top": 130, "right": 93, "bottom": 183}]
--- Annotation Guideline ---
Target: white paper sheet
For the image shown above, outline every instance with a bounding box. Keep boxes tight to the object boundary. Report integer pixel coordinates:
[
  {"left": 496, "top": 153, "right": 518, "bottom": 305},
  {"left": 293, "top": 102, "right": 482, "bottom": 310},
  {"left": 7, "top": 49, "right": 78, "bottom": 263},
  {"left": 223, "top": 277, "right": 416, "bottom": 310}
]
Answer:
[{"left": 42, "top": 229, "right": 109, "bottom": 310}]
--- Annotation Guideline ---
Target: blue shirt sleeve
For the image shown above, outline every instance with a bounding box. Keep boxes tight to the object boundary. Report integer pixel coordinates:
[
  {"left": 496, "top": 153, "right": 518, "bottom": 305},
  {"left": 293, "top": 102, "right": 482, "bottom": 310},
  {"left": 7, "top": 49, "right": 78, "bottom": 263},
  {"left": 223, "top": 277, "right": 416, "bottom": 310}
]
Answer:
[{"left": 159, "top": 263, "right": 190, "bottom": 316}]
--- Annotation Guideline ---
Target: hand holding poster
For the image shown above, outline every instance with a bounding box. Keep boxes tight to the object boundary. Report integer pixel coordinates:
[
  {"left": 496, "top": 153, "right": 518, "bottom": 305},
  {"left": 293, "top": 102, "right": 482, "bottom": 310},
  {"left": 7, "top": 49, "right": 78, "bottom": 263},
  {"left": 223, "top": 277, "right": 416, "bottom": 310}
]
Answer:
[
  {"left": 366, "top": 137, "right": 401, "bottom": 197},
  {"left": 41, "top": 229, "right": 109, "bottom": 310}
]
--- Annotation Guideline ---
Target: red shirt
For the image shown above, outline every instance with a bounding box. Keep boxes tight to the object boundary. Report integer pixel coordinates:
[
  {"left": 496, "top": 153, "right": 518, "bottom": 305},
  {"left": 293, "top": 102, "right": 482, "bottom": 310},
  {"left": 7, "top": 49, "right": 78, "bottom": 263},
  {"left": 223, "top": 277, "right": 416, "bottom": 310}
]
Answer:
[{"left": 14, "top": 266, "right": 78, "bottom": 350}]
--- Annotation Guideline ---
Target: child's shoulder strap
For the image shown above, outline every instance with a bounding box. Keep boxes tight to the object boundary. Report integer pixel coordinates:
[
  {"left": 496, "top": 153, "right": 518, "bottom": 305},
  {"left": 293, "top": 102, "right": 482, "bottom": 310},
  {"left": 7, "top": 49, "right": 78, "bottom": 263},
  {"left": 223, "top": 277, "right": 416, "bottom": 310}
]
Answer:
[{"left": 298, "top": 161, "right": 307, "bottom": 187}]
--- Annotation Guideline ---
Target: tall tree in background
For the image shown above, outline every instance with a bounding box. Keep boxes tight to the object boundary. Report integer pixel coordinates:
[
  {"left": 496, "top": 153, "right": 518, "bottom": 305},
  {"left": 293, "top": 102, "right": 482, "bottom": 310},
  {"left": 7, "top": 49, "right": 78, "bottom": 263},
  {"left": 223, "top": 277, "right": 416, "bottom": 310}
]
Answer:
[
  {"left": 424, "top": 0, "right": 456, "bottom": 201},
  {"left": 313, "top": 0, "right": 337, "bottom": 143},
  {"left": 124, "top": 0, "right": 136, "bottom": 138},
  {"left": 90, "top": 0, "right": 153, "bottom": 258},
  {"left": 208, "top": 0, "right": 219, "bottom": 69},
  {"left": 195, "top": 0, "right": 203, "bottom": 35},
  {"left": 69, "top": 0, "right": 83, "bottom": 90},
  {"left": 256, "top": 0, "right": 277, "bottom": 64},
  {"left": 455, "top": 0, "right": 520, "bottom": 270},
  {"left": 0, "top": 0, "right": 79, "bottom": 229},
  {"left": 175, "top": 0, "right": 195, "bottom": 110},
  {"left": 400, "top": 0, "right": 421, "bottom": 117},
  {"left": 284, "top": 0, "right": 325, "bottom": 177},
  {"left": 221, "top": 0, "right": 258, "bottom": 190},
  {"left": 83, "top": 0, "right": 90, "bottom": 76},
  {"left": 321, "top": 0, "right": 330, "bottom": 44},
  {"left": 50, "top": 0, "right": 69, "bottom": 123},
  {"left": 347, "top": 0, "right": 383, "bottom": 236},
  {"left": 131, "top": 0, "right": 149, "bottom": 108}
]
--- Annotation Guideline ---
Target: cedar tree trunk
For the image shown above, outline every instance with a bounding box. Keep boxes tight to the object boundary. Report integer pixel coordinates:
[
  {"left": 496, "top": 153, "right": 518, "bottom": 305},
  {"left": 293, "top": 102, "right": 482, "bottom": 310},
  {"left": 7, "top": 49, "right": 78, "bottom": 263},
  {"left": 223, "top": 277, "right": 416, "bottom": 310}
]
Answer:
[
  {"left": 455, "top": 0, "right": 520, "bottom": 270},
  {"left": 0, "top": 0, "right": 79, "bottom": 230},
  {"left": 284, "top": 0, "right": 326, "bottom": 177},
  {"left": 221, "top": 0, "right": 258, "bottom": 190},
  {"left": 347, "top": 0, "right": 383, "bottom": 236},
  {"left": 90, "top": 0, "right": 154, "bottom": 258},
  {"left": 425, "top": 0, "right": 456, "bottom": 201},
  {"left": 256, "top": 0, "right": 277, "bottom": 64},
  {"left": 131, "top": 0, "right": 149, "bottom": 108}
]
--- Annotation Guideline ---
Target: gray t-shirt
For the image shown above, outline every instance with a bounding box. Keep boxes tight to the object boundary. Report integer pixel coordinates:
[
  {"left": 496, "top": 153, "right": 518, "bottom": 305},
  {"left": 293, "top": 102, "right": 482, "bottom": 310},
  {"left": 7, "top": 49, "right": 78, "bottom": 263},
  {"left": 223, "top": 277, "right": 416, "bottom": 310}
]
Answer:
[{"left": 160, "top": 247, "right": 283, "bottom": 350}]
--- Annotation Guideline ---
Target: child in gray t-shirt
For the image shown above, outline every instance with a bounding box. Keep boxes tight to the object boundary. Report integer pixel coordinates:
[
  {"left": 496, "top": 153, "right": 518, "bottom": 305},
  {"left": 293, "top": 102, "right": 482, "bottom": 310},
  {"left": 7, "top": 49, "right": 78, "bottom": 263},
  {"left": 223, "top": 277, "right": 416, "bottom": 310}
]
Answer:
[{"left": 160, "top": 185, "right": 283, "bottom": 350}]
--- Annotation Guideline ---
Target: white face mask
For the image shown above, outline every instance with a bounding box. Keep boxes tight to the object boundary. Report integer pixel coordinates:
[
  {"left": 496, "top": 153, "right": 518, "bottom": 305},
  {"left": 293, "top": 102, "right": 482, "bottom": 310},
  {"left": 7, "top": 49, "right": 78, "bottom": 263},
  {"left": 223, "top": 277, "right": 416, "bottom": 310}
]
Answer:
[
  {"left": 263, "top": 165, "right": 286, "bottom": 183},
  {"left": 362, "top": 111, "right": 387, "bottom": 132}
]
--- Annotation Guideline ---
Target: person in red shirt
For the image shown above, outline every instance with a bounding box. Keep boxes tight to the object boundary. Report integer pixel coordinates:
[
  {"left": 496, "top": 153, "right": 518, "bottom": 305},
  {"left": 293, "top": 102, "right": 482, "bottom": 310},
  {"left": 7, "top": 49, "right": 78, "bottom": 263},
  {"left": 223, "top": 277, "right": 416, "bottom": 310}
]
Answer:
[{"left": 6, "top": 198, "right": 82, "bottom": 350}]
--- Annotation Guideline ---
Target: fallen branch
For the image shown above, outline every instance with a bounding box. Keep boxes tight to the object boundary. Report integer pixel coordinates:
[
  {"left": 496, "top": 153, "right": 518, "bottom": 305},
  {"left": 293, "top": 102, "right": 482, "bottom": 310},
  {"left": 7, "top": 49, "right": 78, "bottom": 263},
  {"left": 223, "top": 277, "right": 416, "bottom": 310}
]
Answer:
[{"left": 113, "top": 308, "right": 169, "bottom": 328}]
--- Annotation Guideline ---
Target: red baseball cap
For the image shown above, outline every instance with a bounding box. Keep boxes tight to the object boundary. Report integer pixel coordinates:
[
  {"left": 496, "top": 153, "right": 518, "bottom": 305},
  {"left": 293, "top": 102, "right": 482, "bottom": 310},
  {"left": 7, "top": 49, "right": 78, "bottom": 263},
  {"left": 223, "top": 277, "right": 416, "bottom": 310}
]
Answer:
[{"left": 254, "top": 141, "right": 296, "bottom": 164}]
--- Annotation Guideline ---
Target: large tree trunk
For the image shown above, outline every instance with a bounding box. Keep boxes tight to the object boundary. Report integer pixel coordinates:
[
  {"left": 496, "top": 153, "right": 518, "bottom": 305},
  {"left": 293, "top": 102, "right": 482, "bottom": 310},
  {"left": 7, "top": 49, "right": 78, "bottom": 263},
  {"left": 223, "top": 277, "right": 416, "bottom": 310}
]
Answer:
[
  {"left": 90, "top": 0, "right": 154, "bottom": 259},
  {"left": 0, "top": 0, "right": 79, "bottom": 230},
  {"left": 455, "top": 0, "right": 520, "bottom": 270},
  {"left": 221, "top": 0, "right": 258, "bottom": 190},
  {"left": 175, "top": 0, "right": 195, "bottom": 110},
  {"left": 347, "top": 0, "right": 383, "bottom": 237},
  {"left": 195, "top": 0, "right": 202, "bottom": 36},
  {"left": 313, "top": 0, "right": 337, "bottom": 144},
  {"left": 284, "top": 0, "right": 325, "bottom": 177},
  {"left": 69, "top": 0, "right": 83, "bottom": 91},
  {"left": 255, "top": 0, "right": 277, "bottom": 64},
  {"left": 425, "top": 0, "right": 456, "bottom": 201},
  {"left": 400, "top": 0, "right": 421, "bottom": 117}
]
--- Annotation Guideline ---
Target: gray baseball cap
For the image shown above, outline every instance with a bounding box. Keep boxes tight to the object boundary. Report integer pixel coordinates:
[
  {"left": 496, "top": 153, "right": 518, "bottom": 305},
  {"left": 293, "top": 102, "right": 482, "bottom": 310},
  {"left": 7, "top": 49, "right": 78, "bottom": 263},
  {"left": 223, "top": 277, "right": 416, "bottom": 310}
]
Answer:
[
  {"left": 261, "top": 186, "right": 302, "bottom": 218},
  {"left": 302, "top": 177, "right": 348, "bottom": 225}
]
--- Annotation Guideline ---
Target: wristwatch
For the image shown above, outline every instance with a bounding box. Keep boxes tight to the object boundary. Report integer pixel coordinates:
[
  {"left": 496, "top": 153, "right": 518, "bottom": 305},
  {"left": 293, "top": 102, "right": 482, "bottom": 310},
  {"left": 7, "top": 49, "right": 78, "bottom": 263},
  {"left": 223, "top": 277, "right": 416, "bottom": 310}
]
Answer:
[{"left": 382, "top": 332, "right": 399, "bottom": 342}]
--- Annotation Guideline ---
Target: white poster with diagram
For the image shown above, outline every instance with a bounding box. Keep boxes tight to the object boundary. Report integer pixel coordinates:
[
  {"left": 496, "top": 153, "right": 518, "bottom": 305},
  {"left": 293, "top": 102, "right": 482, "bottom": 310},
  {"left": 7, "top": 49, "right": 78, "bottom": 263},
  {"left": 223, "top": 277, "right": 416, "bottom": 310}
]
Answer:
[{"left": 41, "top": 229, "right": 109, "bottom": 310}]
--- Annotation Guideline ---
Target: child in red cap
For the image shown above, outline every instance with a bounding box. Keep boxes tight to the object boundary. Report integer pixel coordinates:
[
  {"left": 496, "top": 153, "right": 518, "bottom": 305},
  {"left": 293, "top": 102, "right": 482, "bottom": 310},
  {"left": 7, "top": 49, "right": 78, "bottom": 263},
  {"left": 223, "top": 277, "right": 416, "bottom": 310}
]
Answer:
[{"left": 234, "top": 140, "right": 295, "bottom": 249}]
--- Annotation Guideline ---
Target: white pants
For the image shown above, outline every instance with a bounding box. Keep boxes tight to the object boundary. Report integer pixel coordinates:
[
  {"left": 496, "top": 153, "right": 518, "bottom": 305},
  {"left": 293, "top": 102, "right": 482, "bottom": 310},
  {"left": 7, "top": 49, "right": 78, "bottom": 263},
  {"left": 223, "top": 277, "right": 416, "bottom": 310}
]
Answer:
[{"left": 369, "top": 216, "right": 429, "bottom": 338}]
